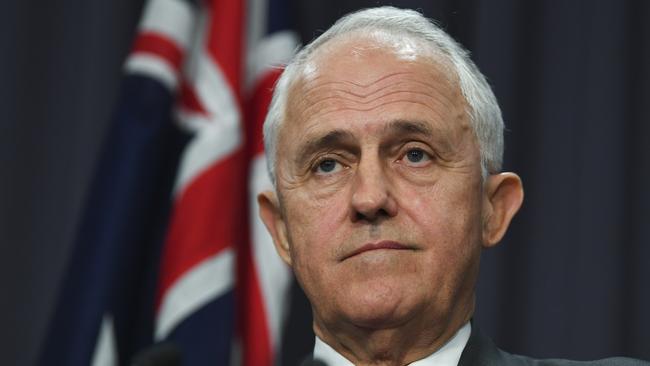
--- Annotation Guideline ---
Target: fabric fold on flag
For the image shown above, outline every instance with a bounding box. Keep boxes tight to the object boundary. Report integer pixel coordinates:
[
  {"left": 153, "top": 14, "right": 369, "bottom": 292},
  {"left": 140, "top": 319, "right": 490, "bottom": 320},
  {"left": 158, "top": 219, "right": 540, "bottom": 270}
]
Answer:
[{"left": 39, "top": 0, "right": 298, "bottom": 364}]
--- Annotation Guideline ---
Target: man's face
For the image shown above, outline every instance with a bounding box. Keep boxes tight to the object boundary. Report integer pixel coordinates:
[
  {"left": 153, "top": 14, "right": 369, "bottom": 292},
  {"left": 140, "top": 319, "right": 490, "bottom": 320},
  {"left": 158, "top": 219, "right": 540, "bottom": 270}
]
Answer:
[{"left": 265, "top": 34, "right": 489, "bottom": 333}]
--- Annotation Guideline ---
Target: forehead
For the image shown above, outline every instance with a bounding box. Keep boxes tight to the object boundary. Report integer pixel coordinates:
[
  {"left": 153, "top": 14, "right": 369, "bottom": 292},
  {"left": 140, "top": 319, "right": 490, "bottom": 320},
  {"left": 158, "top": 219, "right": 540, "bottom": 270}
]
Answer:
[
  {"left": 281, "top": 31, "right": 468, "bottom": 144},
  {"left": 302, "top": 31, "right": 457, "bottom": 90}
]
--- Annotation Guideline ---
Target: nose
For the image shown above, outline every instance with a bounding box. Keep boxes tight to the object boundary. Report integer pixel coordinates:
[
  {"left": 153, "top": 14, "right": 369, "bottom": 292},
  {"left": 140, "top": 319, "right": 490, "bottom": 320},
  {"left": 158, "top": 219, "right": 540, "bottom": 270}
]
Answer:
[{"left": 350, "top": 157, "right": 398, "bottom": 222}]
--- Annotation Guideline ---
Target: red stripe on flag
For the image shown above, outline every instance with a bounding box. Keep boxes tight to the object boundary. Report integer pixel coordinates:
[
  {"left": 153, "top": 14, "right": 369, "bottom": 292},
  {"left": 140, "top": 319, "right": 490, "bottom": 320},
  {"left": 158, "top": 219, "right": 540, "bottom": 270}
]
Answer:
[
  {"left": 247, "top": 69, "right": 284, "bottom": 157},
  {"left": 156, "top": 149, "right": 246, "bottom": 310},
  {"left": 132, "top": 32, "right": 184, "bottom": 72},
  {"left": 236, "top": 68, "right": 285, "bottom": 366},
  {"left": 237, "top": 213, "right": 274, "bottom": 366},
  {"left": 179, "top": 80, "right": 209, "bottom": 115},
  {"left": 205, "top": 0, "right": 245, "bottom": 98}
]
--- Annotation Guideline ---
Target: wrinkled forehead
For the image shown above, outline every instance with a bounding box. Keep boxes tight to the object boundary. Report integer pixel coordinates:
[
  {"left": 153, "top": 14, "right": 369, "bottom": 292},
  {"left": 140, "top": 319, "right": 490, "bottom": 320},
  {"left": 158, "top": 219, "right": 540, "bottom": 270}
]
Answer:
[
  {"left": 300, "top": 29, "right": 458, "bottom": 89},
  {"left": 278, "top": 30, "right": 465, "bottom": 136}
]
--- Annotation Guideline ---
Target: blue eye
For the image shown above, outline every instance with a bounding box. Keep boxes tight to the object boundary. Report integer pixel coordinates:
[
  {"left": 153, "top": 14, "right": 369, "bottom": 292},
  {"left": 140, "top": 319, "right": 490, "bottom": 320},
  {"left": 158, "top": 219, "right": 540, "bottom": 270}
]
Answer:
[
  {"left": 403, "top": 148, "right": 431, "bottom": 166},
  {"left": 406, "top": 149, "right": 424, "bottom": 162},
  {"left": 315, "top": 159, "right": 341, "bottom": 174}
]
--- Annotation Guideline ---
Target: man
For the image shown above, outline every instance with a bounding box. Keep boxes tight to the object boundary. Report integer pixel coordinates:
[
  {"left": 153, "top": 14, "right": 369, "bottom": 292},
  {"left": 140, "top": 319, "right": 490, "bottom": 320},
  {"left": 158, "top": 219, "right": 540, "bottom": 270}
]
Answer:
[{"left": 257, "top": 6, "right": 648, "bottom": 366}]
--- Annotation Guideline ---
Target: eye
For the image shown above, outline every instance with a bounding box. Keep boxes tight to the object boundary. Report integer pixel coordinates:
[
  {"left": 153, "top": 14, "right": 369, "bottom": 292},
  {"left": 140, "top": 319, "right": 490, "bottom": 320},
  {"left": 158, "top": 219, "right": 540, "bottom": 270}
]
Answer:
[
  {"left": 402, "top": 148, "right": 432, "bottom": 167},
  {"left": 314, "top": 158, "right": 343, "bottom": 175}
]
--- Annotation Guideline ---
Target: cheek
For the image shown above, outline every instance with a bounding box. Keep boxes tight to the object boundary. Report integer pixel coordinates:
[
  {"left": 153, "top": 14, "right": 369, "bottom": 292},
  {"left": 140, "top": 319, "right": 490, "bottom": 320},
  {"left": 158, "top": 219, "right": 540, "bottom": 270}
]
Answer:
[
  {"left": 396, "top": 178, "right": 483, "bottom": 252},
  {"left": 396, "top": 182, "right": 482, "bottom": 304},
  {"left": 286, "top": 189, "right": 350, "bottom": 258},
  {"left": 284, "top": 190, "right": 351, "bottom": 302}
]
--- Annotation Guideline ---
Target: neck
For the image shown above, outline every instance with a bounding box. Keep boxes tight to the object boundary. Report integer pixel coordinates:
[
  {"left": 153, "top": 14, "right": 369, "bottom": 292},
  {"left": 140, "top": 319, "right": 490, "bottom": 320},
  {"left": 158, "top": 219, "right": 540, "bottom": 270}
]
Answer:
[{"left": 313, "top": 297, "right": 474, "bottom": 366}]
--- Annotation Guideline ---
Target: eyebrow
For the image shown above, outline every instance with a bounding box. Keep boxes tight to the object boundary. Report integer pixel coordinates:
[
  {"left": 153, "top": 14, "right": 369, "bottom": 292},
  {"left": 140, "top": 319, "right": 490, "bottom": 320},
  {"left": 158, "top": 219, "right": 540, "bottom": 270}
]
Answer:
[
  {"left": 383, "top": 119, "right": 457, "bottom": 154},
  {"left": 295, "top": 129, "right": 357, "bottom": 168},
  {"left": 383, "top": 119, "right": 434, "bottom": 138}
]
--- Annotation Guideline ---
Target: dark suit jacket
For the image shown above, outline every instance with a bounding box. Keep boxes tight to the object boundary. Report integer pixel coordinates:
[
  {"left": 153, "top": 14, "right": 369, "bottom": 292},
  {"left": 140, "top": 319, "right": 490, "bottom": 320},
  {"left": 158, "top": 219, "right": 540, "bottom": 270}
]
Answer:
[
  {"left": 302, "top": 325, "right": 649, "bottom": 366},
  {"left": 459, "top": 325, "right": 649, "bottom": 366}
]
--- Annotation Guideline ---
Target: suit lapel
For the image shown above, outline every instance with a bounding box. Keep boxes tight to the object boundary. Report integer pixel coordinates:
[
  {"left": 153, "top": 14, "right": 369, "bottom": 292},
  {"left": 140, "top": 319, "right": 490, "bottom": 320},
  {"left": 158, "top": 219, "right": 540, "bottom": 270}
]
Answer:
[{"left": 458, "top": 323, "right": 508, "bottom": 366}]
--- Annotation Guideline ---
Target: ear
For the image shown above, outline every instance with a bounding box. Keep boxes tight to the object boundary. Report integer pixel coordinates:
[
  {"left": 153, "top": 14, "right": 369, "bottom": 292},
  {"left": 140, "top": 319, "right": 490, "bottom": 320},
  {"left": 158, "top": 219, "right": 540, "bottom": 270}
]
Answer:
[
  {"left": 258, "top": 190, "right": 293, "bottom": 266},
  {"left": 481, "top": 172, "right": 524, "bottom": 248}
]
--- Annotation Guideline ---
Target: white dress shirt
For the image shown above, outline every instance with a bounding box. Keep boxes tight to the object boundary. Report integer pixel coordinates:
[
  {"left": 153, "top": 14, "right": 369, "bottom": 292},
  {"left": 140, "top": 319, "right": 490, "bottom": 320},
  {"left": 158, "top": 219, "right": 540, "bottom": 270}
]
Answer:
[{"left": 313, "top": 322, "right": 471, "bottom": 366}]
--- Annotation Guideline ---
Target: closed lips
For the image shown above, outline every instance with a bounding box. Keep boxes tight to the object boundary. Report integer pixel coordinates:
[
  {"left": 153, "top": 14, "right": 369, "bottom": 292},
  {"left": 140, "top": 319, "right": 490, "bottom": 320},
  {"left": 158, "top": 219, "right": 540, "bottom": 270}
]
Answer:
[{"left": 343, "top": 240, "right": 413, "bottom": 260}]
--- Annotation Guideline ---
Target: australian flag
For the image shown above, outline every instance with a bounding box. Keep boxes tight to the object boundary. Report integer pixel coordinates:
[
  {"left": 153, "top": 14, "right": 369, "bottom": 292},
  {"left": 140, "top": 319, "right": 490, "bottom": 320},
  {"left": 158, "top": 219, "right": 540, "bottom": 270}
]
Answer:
[{"left": 38, "top": 0, "right": 298, "bottom": 364}]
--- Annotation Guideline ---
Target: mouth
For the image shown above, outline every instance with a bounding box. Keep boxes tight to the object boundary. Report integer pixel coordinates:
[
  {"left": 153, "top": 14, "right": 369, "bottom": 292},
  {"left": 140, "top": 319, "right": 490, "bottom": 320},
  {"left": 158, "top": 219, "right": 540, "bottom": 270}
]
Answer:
[{"left": 342, "top": 240, "right": 414, "bottom": 261}]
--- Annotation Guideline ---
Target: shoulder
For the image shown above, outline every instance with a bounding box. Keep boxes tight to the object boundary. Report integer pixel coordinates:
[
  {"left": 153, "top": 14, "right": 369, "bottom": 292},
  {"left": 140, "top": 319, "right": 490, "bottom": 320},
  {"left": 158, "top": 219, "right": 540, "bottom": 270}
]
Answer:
[
  {"left": 459, "top": 324, "right": 649, "bottom": 366},
  {"left": 504, "top": 352, "right": 650, "bottom": 366}
]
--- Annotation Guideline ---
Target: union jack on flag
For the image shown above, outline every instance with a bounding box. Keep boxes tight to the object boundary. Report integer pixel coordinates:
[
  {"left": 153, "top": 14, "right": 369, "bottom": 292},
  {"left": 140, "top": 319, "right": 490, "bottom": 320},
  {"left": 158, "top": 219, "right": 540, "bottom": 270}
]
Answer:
[{"left": 39, "top": 0, "right": 299, "bottom": 364}]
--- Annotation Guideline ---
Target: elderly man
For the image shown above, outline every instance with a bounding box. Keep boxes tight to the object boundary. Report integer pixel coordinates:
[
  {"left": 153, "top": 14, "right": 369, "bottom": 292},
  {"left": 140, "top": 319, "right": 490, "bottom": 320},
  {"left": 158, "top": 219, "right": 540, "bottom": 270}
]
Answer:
[{"left": 257, "top": 6, "right": 647, "bottom": 366}]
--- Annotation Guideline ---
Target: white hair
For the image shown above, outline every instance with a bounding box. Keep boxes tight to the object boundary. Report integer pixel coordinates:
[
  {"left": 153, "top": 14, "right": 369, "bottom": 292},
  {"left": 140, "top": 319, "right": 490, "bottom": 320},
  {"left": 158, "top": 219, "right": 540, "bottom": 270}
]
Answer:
[{"left": 263, "top": 6, "right": 504, "bottom": 185}]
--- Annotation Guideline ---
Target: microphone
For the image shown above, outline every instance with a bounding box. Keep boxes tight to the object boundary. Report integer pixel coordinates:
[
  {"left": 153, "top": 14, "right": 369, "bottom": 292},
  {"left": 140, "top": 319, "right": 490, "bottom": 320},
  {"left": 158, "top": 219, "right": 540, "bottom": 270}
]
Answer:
[{"left": 130, "top": 342, "right": 181, "bottom": 366}]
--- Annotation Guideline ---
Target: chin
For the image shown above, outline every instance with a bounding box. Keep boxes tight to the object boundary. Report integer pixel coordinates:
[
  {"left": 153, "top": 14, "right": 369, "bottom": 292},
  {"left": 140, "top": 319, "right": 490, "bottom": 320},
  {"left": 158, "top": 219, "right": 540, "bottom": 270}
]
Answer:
[{"left": 338, "top": 282, "right": 419, "bottom": 329}]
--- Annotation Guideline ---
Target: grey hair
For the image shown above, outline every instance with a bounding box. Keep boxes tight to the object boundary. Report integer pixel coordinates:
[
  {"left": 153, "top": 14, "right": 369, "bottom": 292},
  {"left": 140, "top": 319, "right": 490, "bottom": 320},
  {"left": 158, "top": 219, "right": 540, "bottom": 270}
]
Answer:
[{"left": 263, "top": 6, "right": 504, "bottom": 185}]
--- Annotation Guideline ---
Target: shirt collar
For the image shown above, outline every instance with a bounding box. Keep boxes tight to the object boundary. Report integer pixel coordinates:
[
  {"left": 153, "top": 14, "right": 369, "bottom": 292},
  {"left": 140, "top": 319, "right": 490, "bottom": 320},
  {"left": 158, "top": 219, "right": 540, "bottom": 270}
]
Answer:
[{"left": 313, "top": 321, "right": 471, "bottom": 366}]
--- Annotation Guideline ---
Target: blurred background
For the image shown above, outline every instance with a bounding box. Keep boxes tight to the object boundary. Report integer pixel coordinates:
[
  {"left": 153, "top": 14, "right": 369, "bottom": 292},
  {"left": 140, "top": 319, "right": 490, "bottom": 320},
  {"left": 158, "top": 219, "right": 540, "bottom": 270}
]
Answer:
[{"left": 2, "top": 0, "right": 649, "bottom": 365}]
